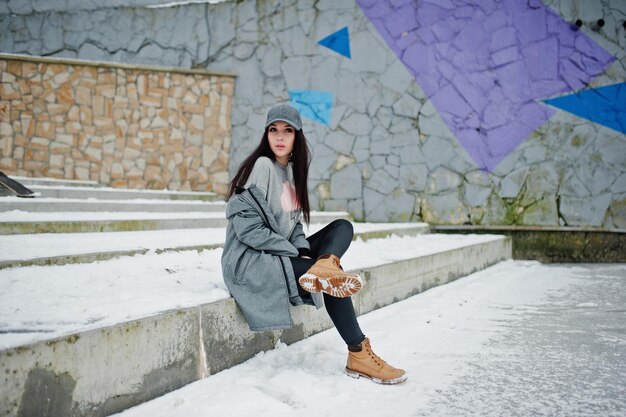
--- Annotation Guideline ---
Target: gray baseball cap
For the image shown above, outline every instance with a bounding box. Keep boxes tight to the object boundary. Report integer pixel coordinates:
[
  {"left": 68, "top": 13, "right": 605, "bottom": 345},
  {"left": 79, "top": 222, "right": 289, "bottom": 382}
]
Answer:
[{"left": 265, "top": 104, "right": 303, "bottom": 131}]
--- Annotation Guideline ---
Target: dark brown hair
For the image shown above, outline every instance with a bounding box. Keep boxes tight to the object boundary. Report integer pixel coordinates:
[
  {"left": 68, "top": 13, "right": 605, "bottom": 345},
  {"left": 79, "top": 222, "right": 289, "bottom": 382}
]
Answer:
[{"left": 228, "top": 128, "right": 311, "bottom": 224}]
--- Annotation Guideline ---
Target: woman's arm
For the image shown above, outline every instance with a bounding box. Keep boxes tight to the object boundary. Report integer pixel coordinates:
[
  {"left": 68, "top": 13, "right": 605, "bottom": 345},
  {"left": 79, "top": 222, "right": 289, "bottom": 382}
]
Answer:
[
  {"left": 231, "top": 207, "right": 299, "bottom": 257},
  {"left": 289, "top": 221, "right": 311, "bottom": 258}
]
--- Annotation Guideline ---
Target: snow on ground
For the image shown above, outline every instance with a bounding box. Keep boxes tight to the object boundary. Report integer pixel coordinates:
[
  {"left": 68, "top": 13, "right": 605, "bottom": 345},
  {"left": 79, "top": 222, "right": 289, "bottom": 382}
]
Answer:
[
  {"left": 0, "top": 223, "right": 426, "bottom": 262},
  {"left": 0, "top": 234, "right": 499, "bottom": 349},
  {"left": 111, "top": 262, "right": 626, "bottom": 417}
]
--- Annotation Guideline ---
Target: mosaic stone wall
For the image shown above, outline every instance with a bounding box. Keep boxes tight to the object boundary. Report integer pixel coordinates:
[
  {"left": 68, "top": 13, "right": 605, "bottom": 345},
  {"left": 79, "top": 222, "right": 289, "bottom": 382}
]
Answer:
[
  {"left": 0, "top": 0, "right": 624, "bottom": 227},
  {"left": 0, "top": 55, "right": 233, "bottom": 193}
]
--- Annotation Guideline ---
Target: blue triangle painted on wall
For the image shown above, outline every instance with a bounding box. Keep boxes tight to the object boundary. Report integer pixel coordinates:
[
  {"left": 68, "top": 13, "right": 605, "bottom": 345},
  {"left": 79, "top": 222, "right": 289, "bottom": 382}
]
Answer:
[
  {"left": 318, "top": 26, "right": 351, "bottom": 59},
  {"left": 543, "top": 83, "right": 626, "bottom": 135}
]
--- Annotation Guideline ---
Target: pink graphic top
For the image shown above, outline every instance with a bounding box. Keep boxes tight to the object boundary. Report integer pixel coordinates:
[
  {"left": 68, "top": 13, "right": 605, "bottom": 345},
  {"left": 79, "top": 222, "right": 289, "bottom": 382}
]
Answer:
[{"left": 280, "top": 181, "right": 299, "bottom": 212}]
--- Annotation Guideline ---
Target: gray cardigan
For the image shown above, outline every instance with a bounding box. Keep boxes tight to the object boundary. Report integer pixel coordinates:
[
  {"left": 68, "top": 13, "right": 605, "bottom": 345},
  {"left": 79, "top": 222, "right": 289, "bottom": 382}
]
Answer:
[{"left": 221, "top": 185, "right": 322, "bottom": 331}]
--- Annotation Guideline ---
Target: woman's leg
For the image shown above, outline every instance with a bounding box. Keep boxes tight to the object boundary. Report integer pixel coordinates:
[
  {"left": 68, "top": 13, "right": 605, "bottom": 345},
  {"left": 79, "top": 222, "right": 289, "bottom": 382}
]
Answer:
[
  {"left": 322, "top": 293, "right": 365, "bottom": 346},
  {"left": 306, "top": 219, "right": 354, "bottom": 259},
  {"left": 290, "top": 219, "right": 366, "bottom": 346}
]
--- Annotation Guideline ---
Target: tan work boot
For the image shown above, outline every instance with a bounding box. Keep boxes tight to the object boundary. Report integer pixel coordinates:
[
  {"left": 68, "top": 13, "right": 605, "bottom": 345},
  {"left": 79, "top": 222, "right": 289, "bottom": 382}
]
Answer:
[
  {"left": 298, "top": 253, "right": 362, "bottom": 298},
  {"left": 346, "top": 338, "right": 407, "bottom": 385}
]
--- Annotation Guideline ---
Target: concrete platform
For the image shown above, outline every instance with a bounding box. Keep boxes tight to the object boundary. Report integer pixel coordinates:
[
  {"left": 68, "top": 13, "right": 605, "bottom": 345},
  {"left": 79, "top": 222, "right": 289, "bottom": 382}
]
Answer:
[
  {"left": 108, "top": 263, "right": 626, "bottom": 417},
  {"left": 0, "top": 234, "right": 511, "bottom": 417}
]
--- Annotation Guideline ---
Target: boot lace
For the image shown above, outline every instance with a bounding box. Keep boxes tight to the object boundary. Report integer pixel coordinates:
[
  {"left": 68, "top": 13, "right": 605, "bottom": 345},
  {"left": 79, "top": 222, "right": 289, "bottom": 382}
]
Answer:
[{"left": 365, "top": 344, "right": 386, "bottom": 367}]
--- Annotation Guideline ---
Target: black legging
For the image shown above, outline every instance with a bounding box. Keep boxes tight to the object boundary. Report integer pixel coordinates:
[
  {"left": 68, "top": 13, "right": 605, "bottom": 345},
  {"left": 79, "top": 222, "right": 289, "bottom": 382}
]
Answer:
[{"left": 290, "top": 219, "right": 365, "bottom": 346}]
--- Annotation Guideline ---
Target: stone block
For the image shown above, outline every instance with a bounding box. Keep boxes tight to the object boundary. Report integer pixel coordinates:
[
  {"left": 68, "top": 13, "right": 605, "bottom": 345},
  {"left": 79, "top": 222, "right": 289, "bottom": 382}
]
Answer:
[
  {"left": 422, "top": 191, "right": 470, "bottom": 225},
  {"left": 383, "top": 188, "right": 417, "bottom": 222},
  {"left": 280, "top": 56, "right": 311, "bottom": 91},
  {"left": 35, "top": 121, "right": 55, "bottom": 139},
  {"left": 363, "top": 186, "right": 385, "bottom": 219},
  {"left": 334, "top": 154, "right": 356, "bottom": 172},
  {"left": 330, "top": 164, "right": 362, "bottom": 199},
  {"left": 323, "top": 199, "right": 349, "bottom": 212},
  {"left": 341, "top": 30, "right": 387, "bottom": 73},
  {"left": 74, "top": 166, "right": 89, "bottom": 180},
  {"left": 0, "top": 122, "right": 12, "bottom": 136},
  {"left": 399, "top": 163, "right": 428, "bottom": 192},
  {"left": 339, "top": 112, "right": 372, "bottom": 136},
  {"left": 392, "top": 94, "right": 421, "bottom": 118},
  {"left": 520, "top": 196, "right": 559, "bottom": 226},
  {"left": 560, "top": 193, "right": 612, "bottom": 227},
  {"left": 370, "top": 137, "right": 391, "bottom": 155},
  {"left": 612, "top": 173, "right": 626, "bottom": 194},
  {"left": 324, "top": 131, "right": 354, "bottom": 155},
  {"left": 499, "top": 167, "right": 529, "bottom": 199},
  {"left": 465, "top": 183, "right": 492, "bottom": 207},
  {"left": 428, "top": 167, "right": 462, "bottom": 193},
  {"left": 366, "top": 168, "right": 396, "bottom": 195}
]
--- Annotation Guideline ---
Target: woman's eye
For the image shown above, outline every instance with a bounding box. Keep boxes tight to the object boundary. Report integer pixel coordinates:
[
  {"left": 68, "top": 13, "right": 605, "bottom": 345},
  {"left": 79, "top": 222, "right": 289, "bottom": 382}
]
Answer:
[{"left": 269, "top": 127, "right": 277, "bottom": 132}]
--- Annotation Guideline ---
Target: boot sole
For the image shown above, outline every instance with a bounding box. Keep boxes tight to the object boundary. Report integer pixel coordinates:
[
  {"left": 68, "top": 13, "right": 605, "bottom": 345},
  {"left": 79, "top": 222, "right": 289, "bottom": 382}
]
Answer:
[
  {"left": 298, "top": 273, "right": 362, "bottom": 298},
  {"left": 345, "top": 368, "right": 408, "bottom": 385}
]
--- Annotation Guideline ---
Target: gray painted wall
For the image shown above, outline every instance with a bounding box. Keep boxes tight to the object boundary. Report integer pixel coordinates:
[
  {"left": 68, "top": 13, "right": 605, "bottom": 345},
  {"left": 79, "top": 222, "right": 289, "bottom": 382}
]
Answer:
[{"left": 1, "top": 0, "right": 625, "bottom": 227}]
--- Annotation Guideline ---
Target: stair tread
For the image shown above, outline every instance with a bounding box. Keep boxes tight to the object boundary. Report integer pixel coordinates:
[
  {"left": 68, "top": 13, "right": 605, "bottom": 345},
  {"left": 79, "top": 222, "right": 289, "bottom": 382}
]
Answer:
[
  {"left": 0, "top": 233, "right": 504, "bottom": 350},
  {"left": 0, "top": 196, "right": 227, "bottom": 205},
  {"left": 0, "top": 223, "right": 428, "bottom": 262},
  {"left": 26, "top": 184, "right": 219, "bottom": 195}
]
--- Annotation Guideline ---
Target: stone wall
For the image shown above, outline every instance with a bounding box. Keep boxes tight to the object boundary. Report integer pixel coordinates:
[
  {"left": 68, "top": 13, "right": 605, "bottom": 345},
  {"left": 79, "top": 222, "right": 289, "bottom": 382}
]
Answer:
[
  {"left": 0, "top": 54, "right": 233, "bottom": 192},
  {"left": 0, "top": 0, "right": 624, "bottom": 227}
]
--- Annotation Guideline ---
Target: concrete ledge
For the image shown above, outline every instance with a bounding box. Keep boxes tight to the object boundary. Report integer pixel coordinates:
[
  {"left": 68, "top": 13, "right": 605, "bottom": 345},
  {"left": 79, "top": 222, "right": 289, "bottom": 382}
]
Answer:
[
  {"left": 1, "top": 308, "right": 202, "bottom": 417},
  {"left": 0, "top": 236, "right": 511, "bottom": 416},
  {"left": 432, "top": 225, "right": 626, "bottom": 262},
  {"left": 0, "top": 53, "right": 237, "bottom": 78},
  {"left": 0, "top": 199, "right": 227, "bottom": 213},
  {"left": 0, "top": 218, "right": 228, "bottom": 234},
  {"left": 9, "top": 176, "right": 103, "bottom": 188},
  {"left": 25, "top": 186, "right": 222, "bottom": 201},
  {"left": 0, "top": 213, "right": 352, "bottom": 235}
]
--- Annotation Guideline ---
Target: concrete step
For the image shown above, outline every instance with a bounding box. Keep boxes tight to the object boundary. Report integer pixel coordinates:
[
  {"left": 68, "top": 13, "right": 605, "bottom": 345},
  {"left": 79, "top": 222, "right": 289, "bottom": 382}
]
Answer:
[
  {"left": 0, "top": 196, "right": 227, "bottom": 213},
  {"left": 0, "top": 223, "right": 430, "bottom": 269},
  {"left": 24, "top": 185, "right": 222, "bottom": 201},
  {"left": 0, "top": 233, "right": 511, "bottom": 417},
  {"left": 9, "top": 176, "right": 103, "bottom": 188},
  {"left": 0, "top": 211, "right": 351, "bottom": 235}
]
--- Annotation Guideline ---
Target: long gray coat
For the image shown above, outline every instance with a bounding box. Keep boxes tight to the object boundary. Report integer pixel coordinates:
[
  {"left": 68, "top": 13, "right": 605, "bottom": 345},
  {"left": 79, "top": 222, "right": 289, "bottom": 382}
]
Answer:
[{"left": 221, "top": 185, "right": 322, "bottom": 331}]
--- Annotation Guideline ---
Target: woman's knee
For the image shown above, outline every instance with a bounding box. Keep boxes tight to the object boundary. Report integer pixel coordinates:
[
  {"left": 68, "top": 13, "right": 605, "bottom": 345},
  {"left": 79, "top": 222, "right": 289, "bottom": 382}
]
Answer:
[{"left": 331, "top": 218, "right": 354, "bottom": 239}]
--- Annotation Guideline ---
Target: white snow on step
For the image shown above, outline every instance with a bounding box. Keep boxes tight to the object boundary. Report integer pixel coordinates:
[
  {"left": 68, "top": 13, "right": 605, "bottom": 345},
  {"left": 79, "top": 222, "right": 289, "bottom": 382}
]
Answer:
[
  {"left": 25, "top": 185, "right": 217, "bottom": 195},
  {"left": 0, "top": 210, "right": 225, "bottom": 222},
  {"left": 0, "top": 210, "right": 347, "bottom": 222},
  {"left": 0, "top": 234, "right": 500, "bottom": 349},
  {"left": 109, "top": 262, "right": 620, "bottom": 417},
  {"left": 0, "top": 223, "right": 428, "bottom": 262},
  {"left": 0, "top": 196, "right": 226, "bottom": 206}
]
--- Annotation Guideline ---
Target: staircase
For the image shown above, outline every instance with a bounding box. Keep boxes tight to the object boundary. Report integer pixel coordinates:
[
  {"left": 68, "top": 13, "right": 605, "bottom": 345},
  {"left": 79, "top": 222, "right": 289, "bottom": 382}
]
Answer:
[{"left": 0, "top": 177, "right": 511, "bottom": 417}]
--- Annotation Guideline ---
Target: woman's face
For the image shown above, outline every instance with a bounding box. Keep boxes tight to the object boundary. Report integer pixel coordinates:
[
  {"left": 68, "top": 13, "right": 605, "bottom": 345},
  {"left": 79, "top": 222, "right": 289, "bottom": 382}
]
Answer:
[{"left": 267, "top": 121, "right": 295, "bottom": 165}]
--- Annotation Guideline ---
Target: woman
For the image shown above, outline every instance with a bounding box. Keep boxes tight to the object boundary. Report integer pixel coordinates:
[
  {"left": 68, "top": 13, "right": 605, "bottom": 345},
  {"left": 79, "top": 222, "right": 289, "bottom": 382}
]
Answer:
[{"left": 221, "top": 104, "right": 406, "bottom": 385}]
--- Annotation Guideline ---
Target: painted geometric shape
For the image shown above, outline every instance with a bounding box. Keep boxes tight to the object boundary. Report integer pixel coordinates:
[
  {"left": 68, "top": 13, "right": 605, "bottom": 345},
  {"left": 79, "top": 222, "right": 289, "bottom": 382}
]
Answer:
[
  {"left": 356, "top": 0, "right": 614, "bottom": 171},
  {"left": 543, "top": 83, "right": 626, "bottom": 135},
  {"left": 318, "top": 26, "right": 351, "bottom": 59},
  {"left": 289, "top": 90, "right": 334, "bottom": 126}
]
